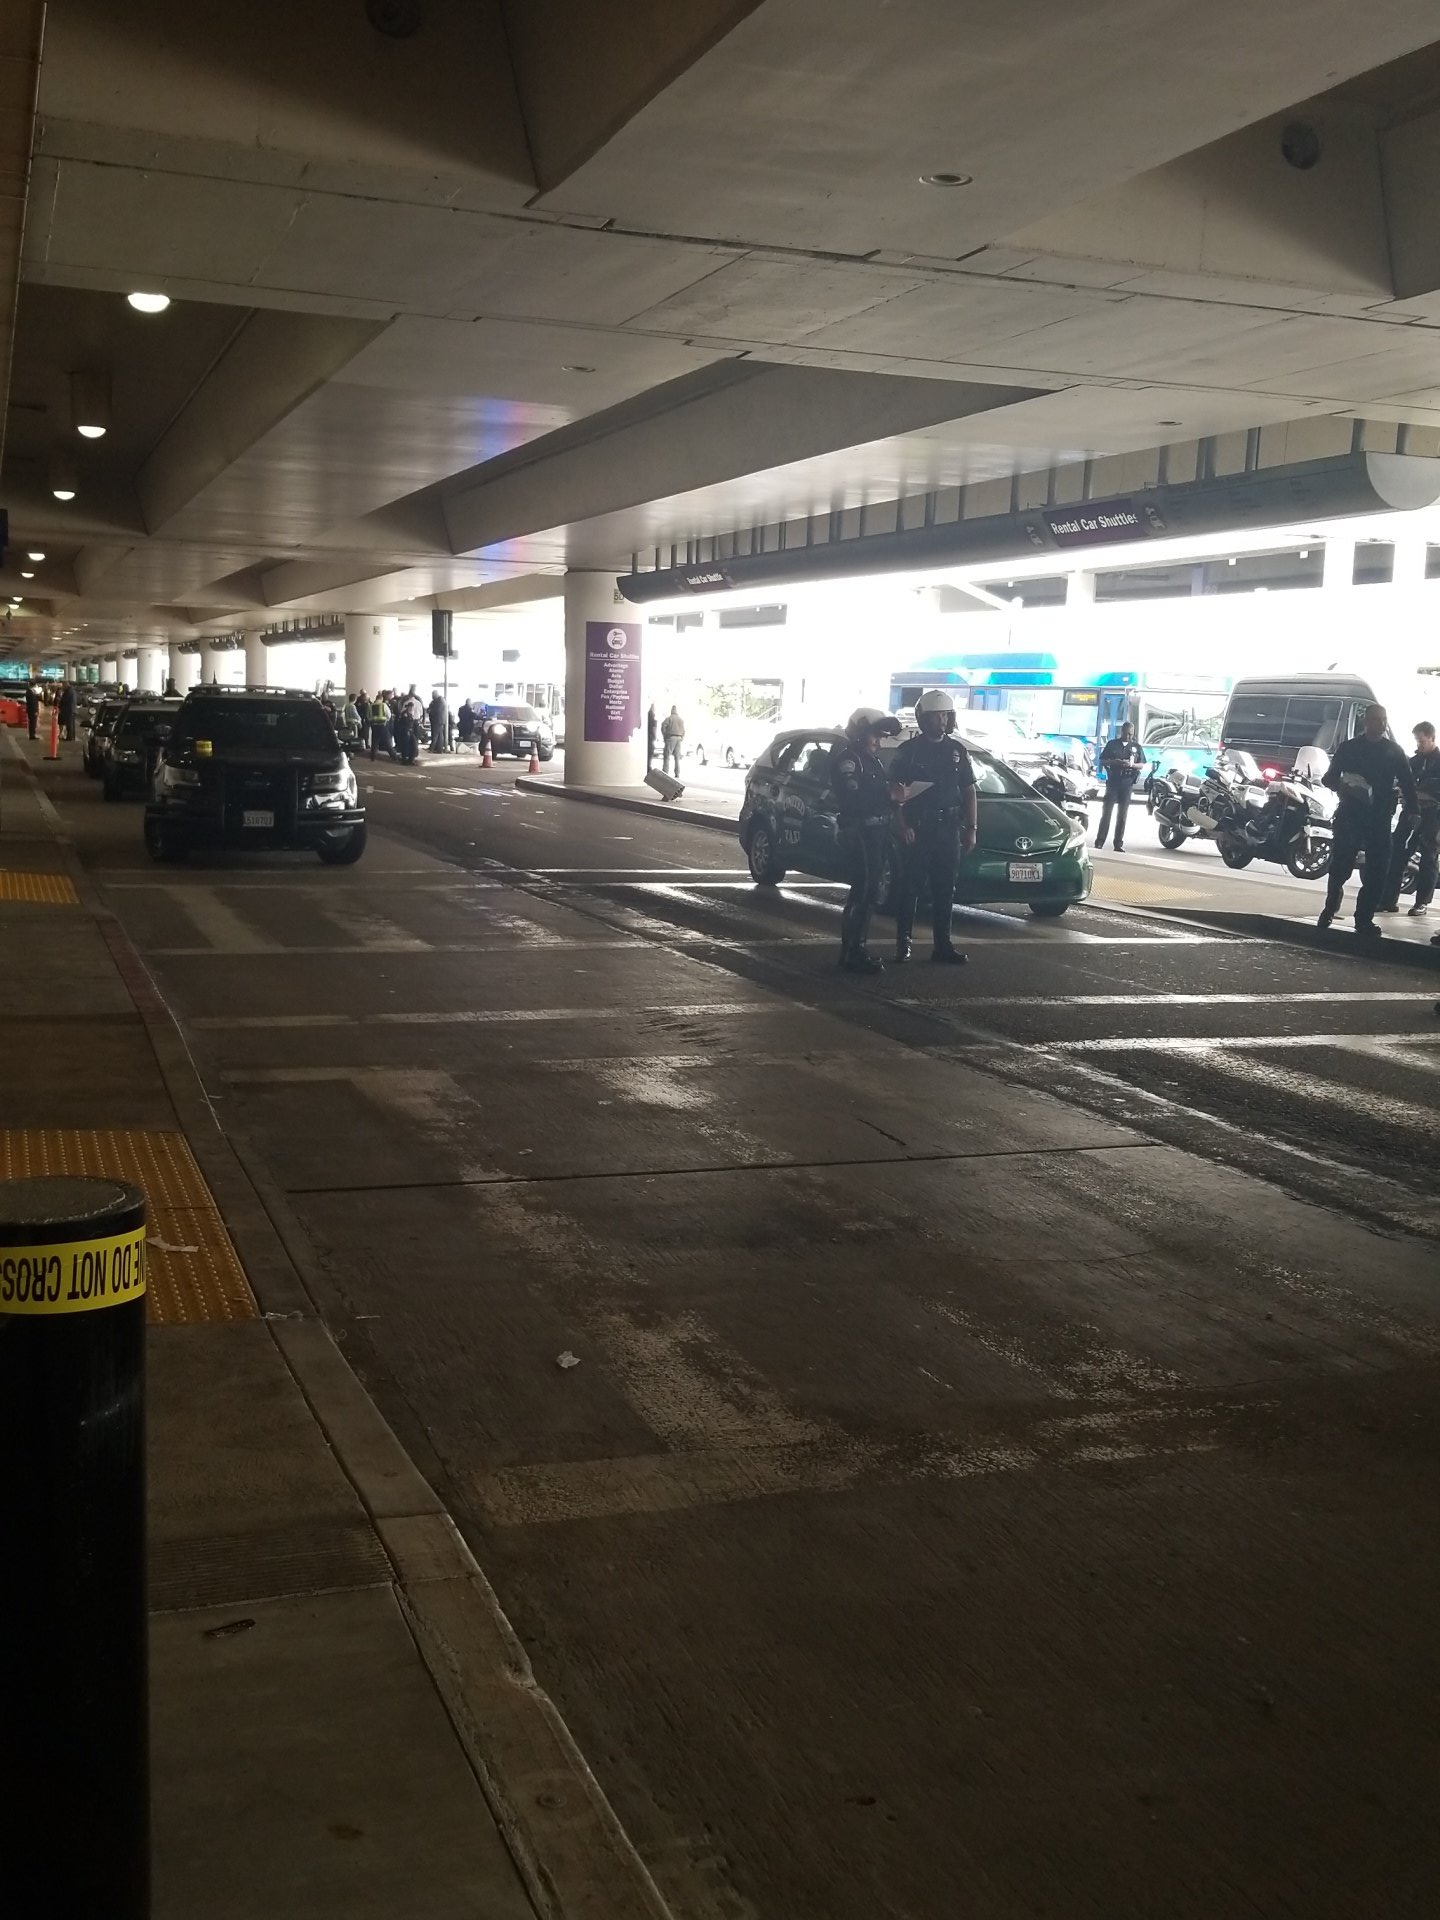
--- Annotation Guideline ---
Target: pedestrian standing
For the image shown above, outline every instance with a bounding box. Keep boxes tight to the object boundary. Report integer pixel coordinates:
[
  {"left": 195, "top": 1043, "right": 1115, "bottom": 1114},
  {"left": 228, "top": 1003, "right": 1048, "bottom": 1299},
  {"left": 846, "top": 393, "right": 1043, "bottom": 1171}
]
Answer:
[
  {"left": 1381, "top": 719, "right": 1439, "bottom": 918},
  {"left": 24, "top": 683, "right": 40, "bottom": 739},
  {"left": 369, "top": 690, "right": 392, "bottom": 760},
  {"left": 888, "top": 689, "right": 977, "bottom": 965},
  {"left": 58, "top": 682, "right": 77, "bottom": 741},
  {"left": 830, "top": 708, "right": 901, "bottom": 973},
  {"left": 1319, "top": 703, "right": 1417, "bottom": 936},
  {"left": 661, "top": 704, "right": 685, "bottom": 777},
  {"left": 1095, "top": 722, "right": 1146, "bottom": 851},
  {"left": 428, "top": 691, "right": 448, "bottom": 754}
]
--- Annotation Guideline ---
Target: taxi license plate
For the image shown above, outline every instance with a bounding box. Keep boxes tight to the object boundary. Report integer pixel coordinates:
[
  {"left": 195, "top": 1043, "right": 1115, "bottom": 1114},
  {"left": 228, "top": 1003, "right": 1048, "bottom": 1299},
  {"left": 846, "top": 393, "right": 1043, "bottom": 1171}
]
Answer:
[
  {"left": 1008, "top": 860, "right": 1044, "bottom": 884},
  {"left": 242, "top": 809, "right": 275, "bottom": 830}
]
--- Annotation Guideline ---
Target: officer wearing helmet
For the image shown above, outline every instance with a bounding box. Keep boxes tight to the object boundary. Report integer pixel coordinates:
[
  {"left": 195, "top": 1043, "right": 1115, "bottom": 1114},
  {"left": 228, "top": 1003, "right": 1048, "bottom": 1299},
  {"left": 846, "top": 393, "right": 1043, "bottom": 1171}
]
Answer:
[
  {"left": 888, "top": 689, "right": 977, "bottom": 964},
  {"left": 830, "top": 706, "right": 902, "bottom": 972}
]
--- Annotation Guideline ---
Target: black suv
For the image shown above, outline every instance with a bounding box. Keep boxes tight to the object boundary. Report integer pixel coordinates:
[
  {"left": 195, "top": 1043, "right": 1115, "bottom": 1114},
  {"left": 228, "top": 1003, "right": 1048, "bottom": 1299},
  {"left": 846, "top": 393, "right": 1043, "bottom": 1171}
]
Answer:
[
  {"left": 145, "top": 687, "right": 367, "bottom": 864},
  {"left": 102, "top": 698, "right": 182, "bottom": 800},
  {"left": 83, "top": 698, "right": 126, "bottom": 777}
]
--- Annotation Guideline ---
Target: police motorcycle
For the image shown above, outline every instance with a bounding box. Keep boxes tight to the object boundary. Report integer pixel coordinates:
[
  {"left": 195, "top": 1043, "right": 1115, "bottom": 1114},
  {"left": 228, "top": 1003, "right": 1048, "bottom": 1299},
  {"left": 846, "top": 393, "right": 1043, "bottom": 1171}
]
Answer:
[
  {"left": 1030, "top": 754, "right": 1092, "bottom": 835},
  {"left": 1149, "top": 750, "right": 1254, "bottom": 851},
  {"left": 1211, "top": 748, "right": 1335, "bottom": 878}
]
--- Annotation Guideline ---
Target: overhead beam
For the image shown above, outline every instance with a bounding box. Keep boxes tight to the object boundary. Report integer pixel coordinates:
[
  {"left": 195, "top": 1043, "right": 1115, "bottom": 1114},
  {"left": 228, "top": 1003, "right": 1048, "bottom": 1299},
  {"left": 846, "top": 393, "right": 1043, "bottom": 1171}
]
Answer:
[{"left": 0, "top": 0, "right": 44, "bottom": 471}]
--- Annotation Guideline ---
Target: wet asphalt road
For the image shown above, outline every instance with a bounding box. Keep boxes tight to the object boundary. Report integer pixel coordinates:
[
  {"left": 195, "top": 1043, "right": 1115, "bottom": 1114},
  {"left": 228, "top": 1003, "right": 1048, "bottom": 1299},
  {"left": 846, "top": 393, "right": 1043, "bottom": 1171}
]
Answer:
[{"left": 44, "top": 742, "right": 1440, "bottom": 1920}]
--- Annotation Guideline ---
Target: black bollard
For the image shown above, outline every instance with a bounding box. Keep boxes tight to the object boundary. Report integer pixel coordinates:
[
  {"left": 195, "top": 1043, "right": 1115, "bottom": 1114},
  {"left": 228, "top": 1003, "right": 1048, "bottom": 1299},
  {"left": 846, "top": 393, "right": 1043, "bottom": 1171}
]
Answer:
[{"left": 0, "top": 1175, "right": 149, "bottom": 1917}]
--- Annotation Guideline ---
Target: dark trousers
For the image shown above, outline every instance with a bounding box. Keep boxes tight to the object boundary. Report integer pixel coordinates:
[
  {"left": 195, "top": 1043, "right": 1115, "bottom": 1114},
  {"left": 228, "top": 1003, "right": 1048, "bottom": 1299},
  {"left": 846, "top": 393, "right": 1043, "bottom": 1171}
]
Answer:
[
  {"left": 1325, "top": 810, "right": 1394, "bottom": 926},
  {"left": 896, "top": 817, "right": 962, "bottom": 953},
  {"left": 1095, "top": 776, "right": 1136, "bottom": 847},
  {"left": 839, "top": 824, "right": 887, "bottom": 958},
  {"left": 26, "top": 710, "right": 38, "bottom": 739},
  {"left": 1385, "top": 806, "right": 1438, "bottom": 908}
]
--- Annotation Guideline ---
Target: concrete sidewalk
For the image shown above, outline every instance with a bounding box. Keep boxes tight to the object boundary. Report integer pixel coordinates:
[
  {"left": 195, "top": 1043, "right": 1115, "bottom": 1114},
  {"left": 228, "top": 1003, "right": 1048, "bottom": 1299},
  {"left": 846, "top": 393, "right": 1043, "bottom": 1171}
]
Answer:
[{"left": 2, "top": 731, "right": 668, "bottom": 1919}]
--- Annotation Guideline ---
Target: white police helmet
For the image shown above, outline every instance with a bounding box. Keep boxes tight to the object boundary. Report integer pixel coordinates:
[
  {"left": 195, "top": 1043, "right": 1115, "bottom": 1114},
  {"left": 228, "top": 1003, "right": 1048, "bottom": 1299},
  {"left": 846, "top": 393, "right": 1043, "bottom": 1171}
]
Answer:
[
  {"left": 914, "top": 689, "right": 957, "bottom": 718},
  {"left": 846, "top": 706, "right": 897, "bottom": 738}
]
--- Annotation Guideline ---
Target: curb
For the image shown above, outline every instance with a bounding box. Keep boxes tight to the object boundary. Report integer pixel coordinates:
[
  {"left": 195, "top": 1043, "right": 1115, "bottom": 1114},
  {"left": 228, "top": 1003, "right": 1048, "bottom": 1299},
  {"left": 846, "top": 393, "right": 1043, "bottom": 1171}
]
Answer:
[
  {"left": 516, "top": 774, "right": 736, "bottom": 832},
  {"left": 3, "top": 734, "right": 678, "bottom": 1920}
]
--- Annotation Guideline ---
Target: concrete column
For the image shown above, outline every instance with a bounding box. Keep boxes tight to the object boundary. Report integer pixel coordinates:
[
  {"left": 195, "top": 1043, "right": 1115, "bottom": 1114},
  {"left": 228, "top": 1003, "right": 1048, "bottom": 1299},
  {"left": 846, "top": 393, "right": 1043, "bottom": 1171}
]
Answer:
[
  {"left": 244, "top": 631, "right": 271, "bottom": 687},
  {"left": 199, "top": 638, "right": 231, "bottom": 685},
  {"left": 169, "top": 646, "right": 199, "bottom": 694},
  {"left": 135, "top": 645, "right": 163, "bottom": 693},
  {"left": 1322, "top": 539, "right": 1355, "bottom": 589},
  {"left": 1065, "top": 570, "right": 1096, "bottom": 605},
  {"left": 101, "top": 654, "right": 119, "bottom": 683},
  {"left": 1391, "top": 533, "right": 1429, "bottom": 584},
  {"left": 344, "top": 615, "right": 397, "bottom": 697},
  {"left": 563, "top": 571, "right": 645, "bottom": 787}
]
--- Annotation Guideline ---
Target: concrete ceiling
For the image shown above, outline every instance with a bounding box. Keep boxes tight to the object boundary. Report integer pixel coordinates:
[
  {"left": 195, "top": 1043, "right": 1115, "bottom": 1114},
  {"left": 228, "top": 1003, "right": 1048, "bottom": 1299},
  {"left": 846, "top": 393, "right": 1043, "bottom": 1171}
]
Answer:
[{"left": 7, "top": 1, "right": 1440, "bottom": 655}]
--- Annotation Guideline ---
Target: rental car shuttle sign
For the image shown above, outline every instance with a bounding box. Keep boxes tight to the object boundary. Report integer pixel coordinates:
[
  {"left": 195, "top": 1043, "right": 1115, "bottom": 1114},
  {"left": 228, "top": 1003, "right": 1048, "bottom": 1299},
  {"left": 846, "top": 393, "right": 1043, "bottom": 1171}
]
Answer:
[
  {"left": 584, "top": 621, "right": 642, "bottom": 741},
  {"left": 1033, "top": 495, "right": 1167, "bottom": 549}
]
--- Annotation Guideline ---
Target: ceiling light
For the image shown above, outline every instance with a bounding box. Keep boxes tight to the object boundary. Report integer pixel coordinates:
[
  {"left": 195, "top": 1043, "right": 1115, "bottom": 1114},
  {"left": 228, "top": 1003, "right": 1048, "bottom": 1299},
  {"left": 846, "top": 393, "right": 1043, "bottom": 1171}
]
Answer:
[
  {"left": 1227, "top": 556, "right": 1237, "bottom": 566},
  {"left": 1158, "top": 418, "right": 1181, "bottom": 427},
  {"left": 561, "top": 364, "right": 595, "bottom": 374},
  {"left": 70, "top": 369, "right": 111, "bottom": 440},
  {"left": 919, "top": 172, "right": 973, "bottom": 187},
  {"left": 20, "top": 570, "right": 33, "bottom": 579},
  {"left": 27, "top": 550, "right": 44, "bottom": 562},
  {"left": 127, "top": 291, "right": 170, "bottom": 314},
  {"left": 52, "top": 488, "right": 76, "bottom": 502},
  {"left": 1299, "top": 549, "right": 1310, "bottom": 560}
]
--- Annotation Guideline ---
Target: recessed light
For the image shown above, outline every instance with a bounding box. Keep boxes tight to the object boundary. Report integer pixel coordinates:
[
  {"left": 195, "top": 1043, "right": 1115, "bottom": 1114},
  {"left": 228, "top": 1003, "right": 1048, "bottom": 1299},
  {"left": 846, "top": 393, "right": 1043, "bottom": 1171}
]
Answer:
[
  {"left": 127, "top": 291, "right": 170, "bottom": 314},
  {"left": 561, "top": 364, "right": 596, "bottom": 374},
  {"left": 1227, "top": 556, "right": 1237, "bottom": 566},
  {"left": 20, "top": 570, "right": 33, "bottom": 578},
  {"left": 1299, "top": 549, "right": 1310, "bottom": 560},
  {"left": 919, "top": 172, "right": 973, "bottom": 187},
  {"left": 77, "top": 423, "right": 106, "bottom": 440},
  {"left": 1158, "top": 418, "right": 1181, "bottom": 427},
  {"left": 27, "top": 550, "right": 44, "bottom": 562},
  {"left": 52, "top": 488, "right": 76, "bottom": 502}
]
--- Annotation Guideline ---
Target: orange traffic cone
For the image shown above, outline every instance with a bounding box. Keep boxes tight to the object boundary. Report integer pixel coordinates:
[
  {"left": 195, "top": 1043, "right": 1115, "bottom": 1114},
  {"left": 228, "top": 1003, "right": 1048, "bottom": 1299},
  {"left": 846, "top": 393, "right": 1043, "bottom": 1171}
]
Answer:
[
  {"left": 46, "top": 706, "right": 60, "bottom": 761},
  {"left": 481, "top": 738, "right": 493, "bottom": 769},
  {"left": 526, "top": 746, "right": 540, "bottom": 775}
]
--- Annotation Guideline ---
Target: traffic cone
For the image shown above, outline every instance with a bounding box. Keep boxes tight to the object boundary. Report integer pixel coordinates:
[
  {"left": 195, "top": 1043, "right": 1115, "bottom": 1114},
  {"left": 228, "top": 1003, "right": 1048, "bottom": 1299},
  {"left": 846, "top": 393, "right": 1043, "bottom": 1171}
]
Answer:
[
  {"left": 45, "top": 706, "right": 60, "bottom": 761},
  {"left": 526, "top": 746, "right": 540, "bottom": 775},
  {"left": 481, "top": 738, "right": 493, "bottom": 769}
]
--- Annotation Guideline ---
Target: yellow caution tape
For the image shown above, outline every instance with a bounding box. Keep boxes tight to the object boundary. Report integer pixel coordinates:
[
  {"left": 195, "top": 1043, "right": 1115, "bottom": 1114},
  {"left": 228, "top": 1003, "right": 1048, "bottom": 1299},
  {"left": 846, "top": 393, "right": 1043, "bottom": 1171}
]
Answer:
[{"left": 0, "top": 1226, "right": 146, "bottom": 1316}]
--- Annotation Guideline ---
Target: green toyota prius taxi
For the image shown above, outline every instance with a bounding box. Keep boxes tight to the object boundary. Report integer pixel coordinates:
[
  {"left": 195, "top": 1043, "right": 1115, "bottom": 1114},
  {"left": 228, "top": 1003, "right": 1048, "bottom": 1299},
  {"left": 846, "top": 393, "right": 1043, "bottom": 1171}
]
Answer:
[{"left": 737, "top": 727, "right": 1093, "bottom": 917}]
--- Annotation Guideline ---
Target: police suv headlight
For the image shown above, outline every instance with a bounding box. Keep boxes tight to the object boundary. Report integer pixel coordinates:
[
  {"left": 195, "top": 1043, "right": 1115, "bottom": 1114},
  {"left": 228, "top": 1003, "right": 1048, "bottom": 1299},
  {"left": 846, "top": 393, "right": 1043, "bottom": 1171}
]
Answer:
[{"left": 314, "top": 765, "right": 357, "bottom": 799}]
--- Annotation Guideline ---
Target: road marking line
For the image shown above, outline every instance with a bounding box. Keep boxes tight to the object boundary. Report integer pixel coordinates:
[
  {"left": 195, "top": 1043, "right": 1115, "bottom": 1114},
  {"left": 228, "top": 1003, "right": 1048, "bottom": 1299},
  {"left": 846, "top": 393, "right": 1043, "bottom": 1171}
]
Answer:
[
  {"left": 1035, "top": 1032, "right": 1440, "bottom": 1053},
  {"left": 902, "top": 992, "right": 1439, "bottom": 1008},
  {"left": 194, "top": 1001, "right": 784, "bottom": 1031},
  {"left": 169, "top": 885, "right": 280, "bottom": 953}
]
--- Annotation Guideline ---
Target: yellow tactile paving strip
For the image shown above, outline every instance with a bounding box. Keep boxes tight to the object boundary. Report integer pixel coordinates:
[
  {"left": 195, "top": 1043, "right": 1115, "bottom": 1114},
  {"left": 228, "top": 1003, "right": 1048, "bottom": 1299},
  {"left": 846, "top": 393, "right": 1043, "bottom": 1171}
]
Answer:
[
  {"left": 0, "top": 869, "right": 79, "bottom": 905},
  {"left": 0, "top": 1129, "right": 257, "bottom": 1325},
  {"left": 1092, "top": 875, "right": 1213, "bottom": 907}
]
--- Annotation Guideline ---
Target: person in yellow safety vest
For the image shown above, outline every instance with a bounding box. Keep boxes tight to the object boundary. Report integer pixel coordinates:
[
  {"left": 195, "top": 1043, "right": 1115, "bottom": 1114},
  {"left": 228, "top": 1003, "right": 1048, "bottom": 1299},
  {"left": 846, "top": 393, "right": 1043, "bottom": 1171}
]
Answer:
[{"left": 368, "top": 691, "right": 392, "bottom": 761}]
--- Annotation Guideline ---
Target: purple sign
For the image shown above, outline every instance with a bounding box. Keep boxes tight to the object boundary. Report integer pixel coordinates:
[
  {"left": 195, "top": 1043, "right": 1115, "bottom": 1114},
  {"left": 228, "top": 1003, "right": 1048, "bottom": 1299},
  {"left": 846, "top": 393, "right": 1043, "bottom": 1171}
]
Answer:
[{"left": 583, "top": 621, "right": 642, "bottom": 743}]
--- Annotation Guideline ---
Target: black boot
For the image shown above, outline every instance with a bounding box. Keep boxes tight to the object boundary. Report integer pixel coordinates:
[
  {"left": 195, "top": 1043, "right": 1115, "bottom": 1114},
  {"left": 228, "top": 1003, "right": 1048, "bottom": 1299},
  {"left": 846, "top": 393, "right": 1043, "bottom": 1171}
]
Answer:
[
  {"left": 841, "top": 950, "right": 884, "bottom": 975},
  {"left": 894, "top": 936, "right": 912, "bottom": 963},
  {"left": 931, "top": 946, "right": 968, "bottom": 965}
]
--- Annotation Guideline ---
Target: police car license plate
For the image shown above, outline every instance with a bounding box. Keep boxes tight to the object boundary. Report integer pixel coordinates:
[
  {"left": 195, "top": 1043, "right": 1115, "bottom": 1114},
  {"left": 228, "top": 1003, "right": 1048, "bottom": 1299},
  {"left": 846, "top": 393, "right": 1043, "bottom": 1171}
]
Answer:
[
  {"left": 242, "top": 809, "right": 275, "bottom": 830},
  {"left": 1008, "top": 860, "right": 1044, "bottom": 883}
]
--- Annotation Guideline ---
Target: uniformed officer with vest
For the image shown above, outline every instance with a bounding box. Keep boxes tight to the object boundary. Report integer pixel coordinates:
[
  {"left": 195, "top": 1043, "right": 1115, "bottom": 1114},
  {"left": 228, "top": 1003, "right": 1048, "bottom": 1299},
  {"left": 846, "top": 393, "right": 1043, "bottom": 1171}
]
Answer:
[
  {"left": 888, "top": 688, "right": 977, "bottom": 965},
  {"left": 829, "top": 706, "right": 902, "bottom": 973}
]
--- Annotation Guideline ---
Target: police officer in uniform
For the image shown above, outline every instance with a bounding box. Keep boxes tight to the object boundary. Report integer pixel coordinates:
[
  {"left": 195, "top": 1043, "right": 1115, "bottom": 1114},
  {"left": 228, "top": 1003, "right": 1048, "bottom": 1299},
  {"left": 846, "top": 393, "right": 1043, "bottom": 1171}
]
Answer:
[
  {"left": 1381, "top": 719, "right": 1439, "bottom": 917},
  {"left": 888, "top": 689, "right": 977, "bottom": 965},
  {"left": 1319, "top": 703, "right": 1417, "bottom": 936},
  {"left": 829, "top": 707, "right": 901, "bottom": 973}
]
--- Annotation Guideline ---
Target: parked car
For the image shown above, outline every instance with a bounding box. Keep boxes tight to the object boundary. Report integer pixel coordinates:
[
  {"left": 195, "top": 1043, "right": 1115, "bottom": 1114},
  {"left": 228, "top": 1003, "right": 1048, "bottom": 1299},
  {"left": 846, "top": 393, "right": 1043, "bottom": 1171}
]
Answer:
[
  {"left": 688, "top": 720, "right": 773, "bottom": 770},
  {"left": 101, "top": 699, "right": 182, "bottom": 800},
  {"left": 738, "top": 726, "right": 1091, "bottom": 917},
  {"left": 83, "top": 698, "right": 126, "bottom": 776},
  {"left": 481, "top": 702, "right": 555, "bottom": 761},
  {"left": 145, "top": 687, "right": 366, "bottom": 863}
]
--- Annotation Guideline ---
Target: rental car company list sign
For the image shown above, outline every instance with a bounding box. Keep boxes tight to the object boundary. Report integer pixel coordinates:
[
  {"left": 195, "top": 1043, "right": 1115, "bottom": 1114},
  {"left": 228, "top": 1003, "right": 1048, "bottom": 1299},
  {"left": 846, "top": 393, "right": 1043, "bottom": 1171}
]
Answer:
[{"left": 584, "top": 622, "right": 642, "bottom": 741}]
